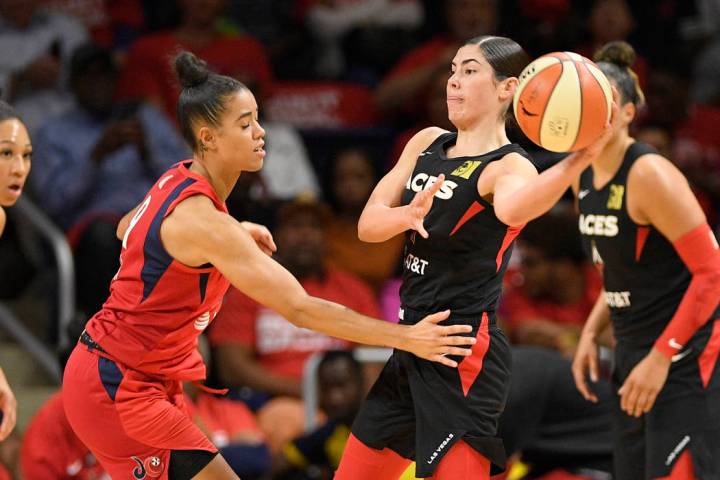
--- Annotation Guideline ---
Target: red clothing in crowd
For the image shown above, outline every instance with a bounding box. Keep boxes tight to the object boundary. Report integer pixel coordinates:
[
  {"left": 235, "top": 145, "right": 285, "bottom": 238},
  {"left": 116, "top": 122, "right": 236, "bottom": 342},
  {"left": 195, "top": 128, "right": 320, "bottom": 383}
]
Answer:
[
  {"left": 21, "top": 392, "right": 108, "bottom": 480},
  {"left": 117, "top": 31, "right": 273, "bottom": 121},
  {"left": 500, "top": 266, "right": 602, "bottom": 330},
  {"left": 185, "top": 393, "right": 264, "bottom": 448},
  {"left": 209, "top": 269, "right": 380, "bottom": 380}
]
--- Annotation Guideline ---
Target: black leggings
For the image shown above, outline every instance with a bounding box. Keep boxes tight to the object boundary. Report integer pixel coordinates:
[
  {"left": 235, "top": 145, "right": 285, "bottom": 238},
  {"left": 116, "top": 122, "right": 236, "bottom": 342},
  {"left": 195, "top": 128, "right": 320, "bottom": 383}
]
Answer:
[{"left": 169, "top": 449, "right": 218, "bottom": 480}]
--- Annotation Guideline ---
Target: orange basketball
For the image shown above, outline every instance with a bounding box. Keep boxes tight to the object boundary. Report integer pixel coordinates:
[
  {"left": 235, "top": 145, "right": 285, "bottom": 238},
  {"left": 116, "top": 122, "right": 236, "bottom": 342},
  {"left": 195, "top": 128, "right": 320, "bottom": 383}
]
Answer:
[{"left": 513, "top": 52, "right": 612, "bottom": 153}]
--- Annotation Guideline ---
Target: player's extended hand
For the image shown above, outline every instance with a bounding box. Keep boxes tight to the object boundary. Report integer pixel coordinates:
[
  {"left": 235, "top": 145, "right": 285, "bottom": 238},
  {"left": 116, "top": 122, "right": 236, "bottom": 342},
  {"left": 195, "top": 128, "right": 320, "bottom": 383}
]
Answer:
[
  {"left": 572, "top": 330, "right": 600, "bottom": 403},
  {"left": 0, "top": 367, "right": 16, "bottom": 441},
  {"left": 405, "top": 174, "right": 445, "bottom": 238},
  {"left": 618, "top": 347, "right": 671, "bottom": 417},
  {"left": 240, "top": 221, "right": 277, "bottom": 256},
  {"left": 405, "top": 310, "right": 475, "bottom": 368},
  {"left": 573, "top": 86, "right": 622, "bottom": 164}
]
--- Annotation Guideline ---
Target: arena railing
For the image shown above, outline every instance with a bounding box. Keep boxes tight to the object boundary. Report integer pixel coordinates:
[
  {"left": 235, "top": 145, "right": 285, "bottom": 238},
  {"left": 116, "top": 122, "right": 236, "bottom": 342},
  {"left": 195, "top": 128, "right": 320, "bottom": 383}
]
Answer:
[{"left": 0, "top": 197, "right": 75, "bottom": 383}]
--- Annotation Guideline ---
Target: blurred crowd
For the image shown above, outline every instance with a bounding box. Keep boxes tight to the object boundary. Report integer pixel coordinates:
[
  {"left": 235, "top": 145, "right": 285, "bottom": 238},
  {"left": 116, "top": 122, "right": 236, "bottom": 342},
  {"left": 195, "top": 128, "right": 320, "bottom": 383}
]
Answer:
[{"left": 0, "top": 0, "right": 718, "bottom": 479}]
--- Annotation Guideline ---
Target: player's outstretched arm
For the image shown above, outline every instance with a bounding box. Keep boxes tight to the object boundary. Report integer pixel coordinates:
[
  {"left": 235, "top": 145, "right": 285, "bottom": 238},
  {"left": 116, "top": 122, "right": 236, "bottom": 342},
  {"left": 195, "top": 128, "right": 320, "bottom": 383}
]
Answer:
[
  {"left": 492, "top": 88, "right": 621, "bottom": 227},
  {"left": 358, "top": 127, "right": 446, "bottom": 242},
  {"left": 162, "top": 196, "right": 475, "bottom": 368}
]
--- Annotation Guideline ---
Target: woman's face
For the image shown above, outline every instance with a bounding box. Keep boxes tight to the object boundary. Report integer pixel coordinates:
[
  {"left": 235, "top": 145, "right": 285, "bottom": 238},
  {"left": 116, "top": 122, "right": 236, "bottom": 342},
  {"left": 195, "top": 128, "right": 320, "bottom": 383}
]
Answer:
[
  {"left": 447, "top": 44, "right": 510, "bottom": 129},
  {"left": 0, "top": 118, "right": 31, "bottom": 207},
  {"left": 333, "top": 150, "right": 375, "bottom": 213},
  {"left": 210, "top": 89, "right": 266, "bottom": 172}
]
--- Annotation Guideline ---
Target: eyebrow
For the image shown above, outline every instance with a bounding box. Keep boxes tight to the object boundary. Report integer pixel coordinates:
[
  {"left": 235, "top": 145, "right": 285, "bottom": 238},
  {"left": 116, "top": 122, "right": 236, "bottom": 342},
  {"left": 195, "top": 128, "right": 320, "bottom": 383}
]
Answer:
[
  {"left": 0, "top": 140, "right": 32, "bottom": 147},
  {"left": 236, "top": 111, "right": 254, "bottom": 121},
  {"left": 452, "top": 59, "right": 482, "bottom": 67}
]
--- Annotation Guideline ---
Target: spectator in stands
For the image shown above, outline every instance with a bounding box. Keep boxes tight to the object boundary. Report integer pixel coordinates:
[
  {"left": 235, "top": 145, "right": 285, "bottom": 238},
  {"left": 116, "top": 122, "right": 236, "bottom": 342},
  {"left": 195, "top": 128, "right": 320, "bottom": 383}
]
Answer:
[
  {"left": 209, "top": 198, "right": 380, "bottom": 452},
  {"left": 31, "top": 43, "right": 188, "bottom": 316},
  {"left": 500, "top": 211, "right": 604, "bottom": 358},
  {"left": 325, "top": 147, "right": 404, "bottom": 293},
  {"left": 575, "top": 0, "right": 647, "bottom": 87},
  {"left": 386, "top": 67, "right": 454, "bottom": 170},
  {"left": 39, "top": 0, "right": 144, "bottom": 52},
  {"left": 185, "top": 385, "right": 270, "bottom": 480},
  {"left": 272, "top": 350, "right": 364, "bottom": 480},
  {"left": 116, "top": 0, "right": 273, "bottom": 122},
  {"left": 21, "top": 391, "right": 109, "bottom": 480},
  {"left": 304, "top": 0, "right": 424, "bottom": 82},
  {"left": 258, "top": 123, "right": 320, "bottom": 202},
  {"left": 0, "top": 0, "right": 88, "bottom": 132},
  {"left": 374, "top": 0, "right": 499, "bottom": 120}
]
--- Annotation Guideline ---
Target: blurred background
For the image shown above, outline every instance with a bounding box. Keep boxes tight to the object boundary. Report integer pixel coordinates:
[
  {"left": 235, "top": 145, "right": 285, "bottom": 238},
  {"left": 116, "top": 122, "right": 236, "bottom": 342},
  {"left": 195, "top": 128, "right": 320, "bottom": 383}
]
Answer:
[{"left": 0, "top": 0, "right": 717, "bottom": 479}]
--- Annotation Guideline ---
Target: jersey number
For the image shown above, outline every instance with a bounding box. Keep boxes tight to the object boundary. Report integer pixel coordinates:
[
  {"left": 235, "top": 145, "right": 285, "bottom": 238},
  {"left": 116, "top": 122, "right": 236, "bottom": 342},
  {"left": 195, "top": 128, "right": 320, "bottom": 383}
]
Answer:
[
  {"left": 122, "top": 196, "right": 152, "bottom": 249},
  {"left": 113, "top": 196, "right": 152, "bottom": 282}
]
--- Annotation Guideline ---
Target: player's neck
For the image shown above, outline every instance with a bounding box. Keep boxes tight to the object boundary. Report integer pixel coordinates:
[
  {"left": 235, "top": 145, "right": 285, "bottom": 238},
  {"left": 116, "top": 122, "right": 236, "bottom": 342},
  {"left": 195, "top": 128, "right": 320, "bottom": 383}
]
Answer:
[
  {"left": 188, "top": 157, "right": 238, "bottom": 201},
  {"left": 591, "top": 131, "right": 632, "bottom": 186},
  {"left": 451, "top": 121, "right": 508, "bottom": 157}
]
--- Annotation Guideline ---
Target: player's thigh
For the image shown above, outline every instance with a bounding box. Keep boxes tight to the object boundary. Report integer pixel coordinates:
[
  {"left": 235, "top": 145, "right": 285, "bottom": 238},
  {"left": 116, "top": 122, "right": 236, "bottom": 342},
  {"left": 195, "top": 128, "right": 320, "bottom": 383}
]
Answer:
[{"left": 191, "top": 454, "right": 239, "bottom": 480}]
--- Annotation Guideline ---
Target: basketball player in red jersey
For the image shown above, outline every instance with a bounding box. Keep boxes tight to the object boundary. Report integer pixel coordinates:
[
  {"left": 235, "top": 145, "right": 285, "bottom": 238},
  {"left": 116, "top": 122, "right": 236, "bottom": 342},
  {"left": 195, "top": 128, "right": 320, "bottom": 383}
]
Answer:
[
  {"left": 572, "top": 41, "right": 720, "bottom": 480},
  {"left": 61, "top": 51, "right": 478, "bottom": 480},
  {"left": 335, "top": 36, "right": 621, "bottom": 480},
  {"left": 0, "top": 100, "right": 31, "bottom": 442}
]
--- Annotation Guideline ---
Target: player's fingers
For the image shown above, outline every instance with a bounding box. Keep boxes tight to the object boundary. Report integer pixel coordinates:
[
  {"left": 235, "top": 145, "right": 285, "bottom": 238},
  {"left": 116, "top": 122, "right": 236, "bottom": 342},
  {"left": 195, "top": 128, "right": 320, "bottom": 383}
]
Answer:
[
  {"left": 445, "top": 347, "right": 472, "bottom": 357},
  {"left": 415, "top": 220, "right": 429, "bottom": 239},
  {"left": 262, "top": 232, "right": 277, "bottom": 252},
  {"left": 423, "top": 309, "right": 451, "bottom": 324},
  {"left": 621, "top": 382, "right": 639, "bottom": 415},
  {"left": 433, "top": 355, "right": 458, "bottom": 368},
  {"left": 573, "top": 366, "right": 593, "bottom": 401},
  {"left": 445, "top": 332, "right": 476, "bottom": 345},
  {"left": 642, "top": 391, "right": 659, "bottom": 414},
  {"left": 427, "top": 174, "right": 445, "bottom": 196},
  {"left": 633, "top": 390, "right": 650, "bottom": 417},
  {"left": 0, "top": 407, "right": 15, "bottom": 442},
  {"left": 588, "top": 351, "right": 599, "bottom": 383}
]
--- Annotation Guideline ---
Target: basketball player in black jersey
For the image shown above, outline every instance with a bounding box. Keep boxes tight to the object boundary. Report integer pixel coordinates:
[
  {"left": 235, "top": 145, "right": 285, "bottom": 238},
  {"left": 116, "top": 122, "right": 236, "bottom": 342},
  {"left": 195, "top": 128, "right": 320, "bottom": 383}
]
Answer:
[
  {"left": 334, "top": 36, "right": 622, "bottom": 480},
  {"left": 572, "top": 41, "right": 720, "bottom": 480}
]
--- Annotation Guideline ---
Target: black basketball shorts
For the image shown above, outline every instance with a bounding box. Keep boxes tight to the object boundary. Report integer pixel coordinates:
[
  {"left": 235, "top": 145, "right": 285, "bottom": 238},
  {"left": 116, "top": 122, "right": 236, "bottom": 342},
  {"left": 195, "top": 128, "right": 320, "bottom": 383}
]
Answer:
[{"left": 351, "top": 307, "right": 511, "bottom": 478}]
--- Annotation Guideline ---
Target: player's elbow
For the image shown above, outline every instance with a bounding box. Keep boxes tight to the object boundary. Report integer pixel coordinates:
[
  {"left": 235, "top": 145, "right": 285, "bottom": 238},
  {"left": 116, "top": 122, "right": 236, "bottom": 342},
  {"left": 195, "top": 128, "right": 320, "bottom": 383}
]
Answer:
[
  {"left": 284, "top": 292, "right": 315, "bottom": 329},
  {"left": 494, "top": 204, "right": 526, "bottom": 228},
  {"left": 357, "top": 214, "right": 379, "bottom": 242}
]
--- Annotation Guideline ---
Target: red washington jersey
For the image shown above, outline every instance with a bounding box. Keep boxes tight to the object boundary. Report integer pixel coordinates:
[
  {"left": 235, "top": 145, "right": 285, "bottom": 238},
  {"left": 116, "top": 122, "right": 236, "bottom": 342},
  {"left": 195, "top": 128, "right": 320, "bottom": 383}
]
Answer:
[{"left": 85, "top": 161, "right": 231, "bottom": 381}]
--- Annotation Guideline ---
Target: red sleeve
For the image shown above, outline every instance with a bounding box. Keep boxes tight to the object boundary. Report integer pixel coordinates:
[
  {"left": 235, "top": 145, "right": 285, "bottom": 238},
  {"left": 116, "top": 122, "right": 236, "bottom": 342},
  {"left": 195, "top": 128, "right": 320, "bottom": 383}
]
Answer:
[
  {"left": 655, "top": 224, "right": 720, "bottom": 358},
  {"left": 208, "top": 287, "right": 260, "bottom": 347}
]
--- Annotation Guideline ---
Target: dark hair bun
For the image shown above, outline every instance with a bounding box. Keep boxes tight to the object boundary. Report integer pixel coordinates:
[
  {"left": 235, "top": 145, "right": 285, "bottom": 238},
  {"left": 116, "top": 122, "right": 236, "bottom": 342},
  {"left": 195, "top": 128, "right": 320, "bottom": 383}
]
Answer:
[
  {"left": 593, "top": 41, "right": 636, "bottom": 69},
  {"left": 173, "top": 51, "right": 210, "bottom": 89}
]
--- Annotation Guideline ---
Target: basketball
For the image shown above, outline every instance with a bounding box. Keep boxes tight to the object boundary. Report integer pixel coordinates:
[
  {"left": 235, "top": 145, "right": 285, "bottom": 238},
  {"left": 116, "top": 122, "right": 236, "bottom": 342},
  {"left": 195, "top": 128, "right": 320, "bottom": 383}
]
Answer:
[{"left": 513, "top": 52, "right": 613, "bottom": 153}]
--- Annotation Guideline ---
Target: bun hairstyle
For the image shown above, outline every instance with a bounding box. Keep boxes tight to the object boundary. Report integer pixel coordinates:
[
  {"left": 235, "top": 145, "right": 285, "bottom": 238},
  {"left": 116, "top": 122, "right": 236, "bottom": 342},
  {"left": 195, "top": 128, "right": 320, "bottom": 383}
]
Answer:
[
  {"left": 173, "top": 51, "right": 247, "bottom": 152},
  {"left": 593, "top": 41, "right": 645, "bottom": 107}
]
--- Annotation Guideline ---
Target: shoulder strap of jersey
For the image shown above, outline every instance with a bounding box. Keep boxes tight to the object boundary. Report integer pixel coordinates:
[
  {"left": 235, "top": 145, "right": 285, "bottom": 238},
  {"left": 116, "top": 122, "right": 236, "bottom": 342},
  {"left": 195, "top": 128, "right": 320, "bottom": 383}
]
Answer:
[
  {"left": 616, "top": 141, "right": 658, "bottom": 181},
  {"left": 164, "top": 164, "right": 228, "bottom": 218}
]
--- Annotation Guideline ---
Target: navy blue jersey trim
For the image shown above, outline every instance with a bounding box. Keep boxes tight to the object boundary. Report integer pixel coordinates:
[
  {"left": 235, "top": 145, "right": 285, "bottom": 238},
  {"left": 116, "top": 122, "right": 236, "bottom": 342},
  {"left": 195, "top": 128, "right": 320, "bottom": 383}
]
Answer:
[
  {"left": 141, "top": 178, "right": 197, "bottom": 301},
  {"left": 98, "top": 357, "right": 123, "bottom": 401},
  {"left": 199, "top": 272, "right": 210, "bottom": 303}
]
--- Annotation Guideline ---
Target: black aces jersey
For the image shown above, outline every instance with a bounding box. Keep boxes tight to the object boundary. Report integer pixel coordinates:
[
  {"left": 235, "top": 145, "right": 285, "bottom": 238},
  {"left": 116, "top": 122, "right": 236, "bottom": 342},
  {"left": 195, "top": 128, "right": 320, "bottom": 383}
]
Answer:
[
  {"left": 578, "top": 142, "right": 696, "bottom": 344},
  {"left": 399, "top": 132, "right": 533, "bottom": 316}
]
